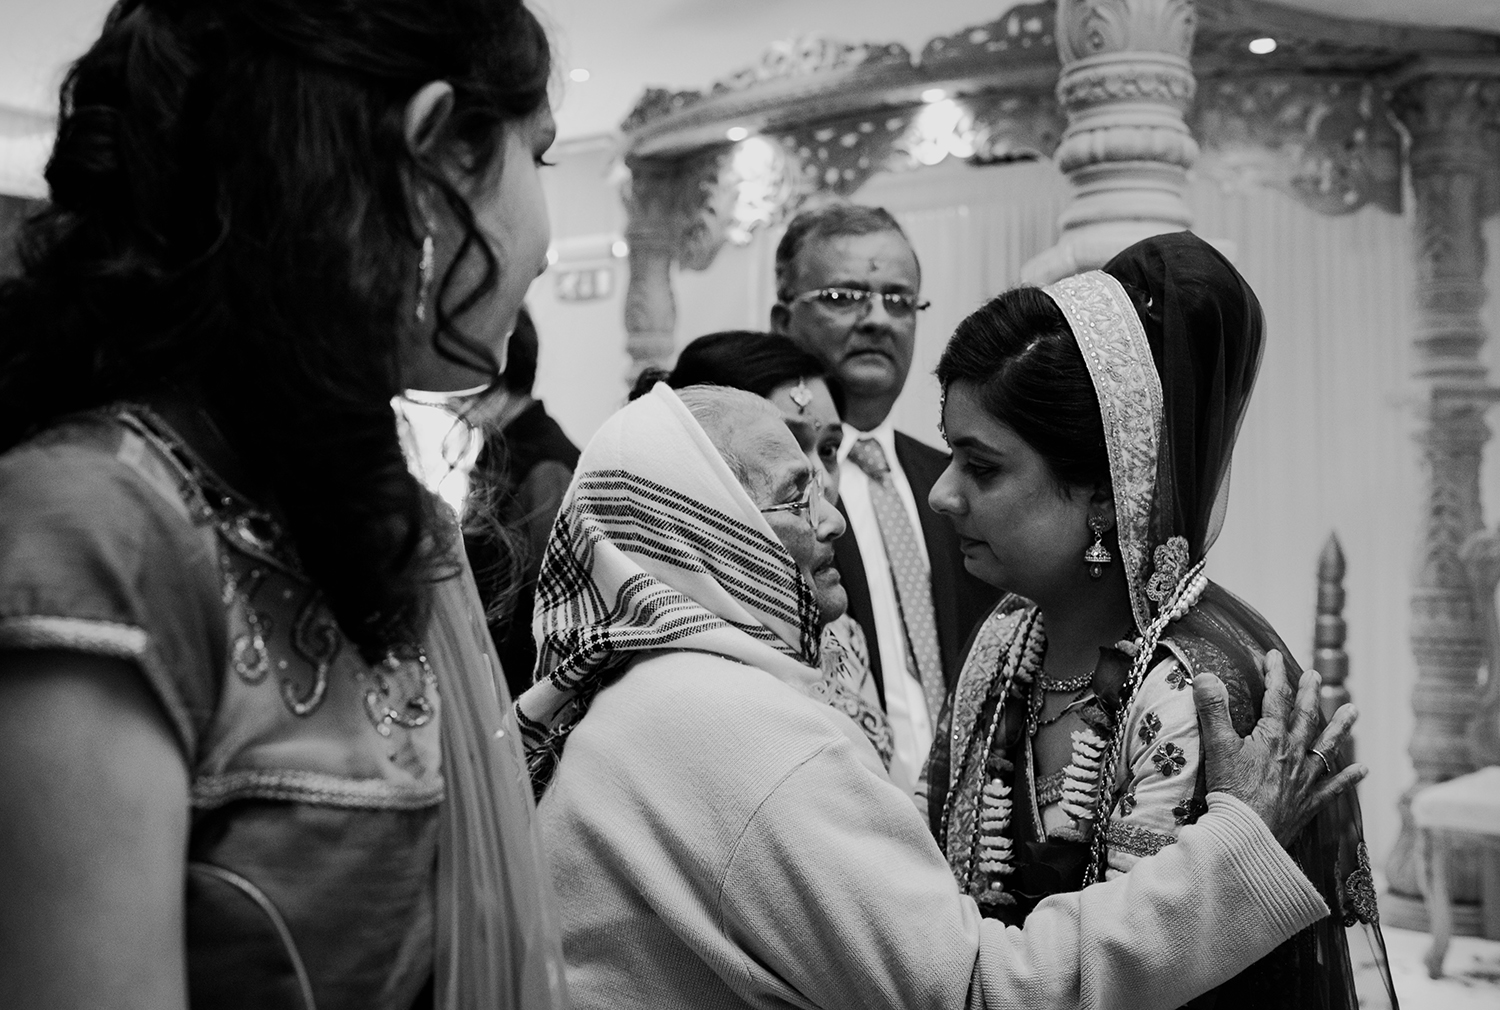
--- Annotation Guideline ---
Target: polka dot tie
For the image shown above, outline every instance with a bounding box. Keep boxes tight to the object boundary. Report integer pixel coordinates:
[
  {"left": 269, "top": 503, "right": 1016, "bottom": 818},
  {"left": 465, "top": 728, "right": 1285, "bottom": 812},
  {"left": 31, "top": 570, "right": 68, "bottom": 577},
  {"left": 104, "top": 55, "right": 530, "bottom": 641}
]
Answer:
[{"left": 847, "top": 437, "right": 945, "bottom": 720}]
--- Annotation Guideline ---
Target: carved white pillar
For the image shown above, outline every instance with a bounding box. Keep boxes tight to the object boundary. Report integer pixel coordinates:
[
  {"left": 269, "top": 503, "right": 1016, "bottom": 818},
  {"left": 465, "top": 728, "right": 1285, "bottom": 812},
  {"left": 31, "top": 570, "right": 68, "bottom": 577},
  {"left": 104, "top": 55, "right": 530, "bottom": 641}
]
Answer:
[
  {"left": 1021, "top": 0, "right": 1198, "bottom": 284},
  {"left": 1384, "top": 69, "right": 1499, "bottom": 930},
  {"left": 622, "top": 159, "right": 684, "bottom": 381}
]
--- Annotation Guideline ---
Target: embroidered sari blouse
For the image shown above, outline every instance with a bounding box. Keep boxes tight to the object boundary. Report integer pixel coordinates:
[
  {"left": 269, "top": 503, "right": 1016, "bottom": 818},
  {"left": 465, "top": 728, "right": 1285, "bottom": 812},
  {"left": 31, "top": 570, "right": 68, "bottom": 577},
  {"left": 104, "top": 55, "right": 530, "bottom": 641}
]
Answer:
[
  {"left": 924, "top": 603, "right": 1208, "bottom": 906},
  {"left": 0, "top": 411, "right": 446, "bottom": 1010}
]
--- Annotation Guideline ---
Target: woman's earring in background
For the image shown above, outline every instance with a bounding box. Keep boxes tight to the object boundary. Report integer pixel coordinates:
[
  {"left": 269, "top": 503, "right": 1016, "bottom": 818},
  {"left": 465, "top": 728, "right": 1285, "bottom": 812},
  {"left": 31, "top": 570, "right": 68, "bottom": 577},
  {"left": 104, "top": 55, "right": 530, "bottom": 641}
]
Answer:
[
  {"left": 1084, "top": 516, "right": 1113, "bottom": 579},
  {"left": 414, "top": 231, "right": 435, "bottom": 322}
]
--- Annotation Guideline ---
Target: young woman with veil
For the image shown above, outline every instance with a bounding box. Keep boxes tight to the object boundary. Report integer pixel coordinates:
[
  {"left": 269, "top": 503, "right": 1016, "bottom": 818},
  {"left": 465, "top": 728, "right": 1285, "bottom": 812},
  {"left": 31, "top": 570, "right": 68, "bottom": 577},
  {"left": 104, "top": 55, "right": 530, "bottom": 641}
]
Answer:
[
  {"left": 0, "top": 1, "right": 567, "bottom": 1007},
  {"left": 924, "top": 231, "right": 1398, "bottom": 1008}
]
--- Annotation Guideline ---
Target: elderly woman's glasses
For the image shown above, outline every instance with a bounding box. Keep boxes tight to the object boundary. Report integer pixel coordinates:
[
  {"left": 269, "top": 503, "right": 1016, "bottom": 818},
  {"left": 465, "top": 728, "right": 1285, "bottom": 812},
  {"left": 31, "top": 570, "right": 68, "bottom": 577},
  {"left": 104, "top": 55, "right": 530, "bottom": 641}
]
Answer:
[
  {"left": 787, "top": 286, "right": 930, "bottom": 319},
  {"left": 760, "top": 471, "right": 825, "bottom": 531}
]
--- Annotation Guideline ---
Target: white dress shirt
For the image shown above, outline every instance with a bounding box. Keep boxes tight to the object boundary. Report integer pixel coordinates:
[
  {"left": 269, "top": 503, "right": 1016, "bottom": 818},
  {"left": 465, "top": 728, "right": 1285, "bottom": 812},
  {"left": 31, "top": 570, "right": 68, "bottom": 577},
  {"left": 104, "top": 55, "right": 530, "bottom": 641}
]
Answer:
[{"left": 837, "top": 420, "right": 934, "bottom": 795}]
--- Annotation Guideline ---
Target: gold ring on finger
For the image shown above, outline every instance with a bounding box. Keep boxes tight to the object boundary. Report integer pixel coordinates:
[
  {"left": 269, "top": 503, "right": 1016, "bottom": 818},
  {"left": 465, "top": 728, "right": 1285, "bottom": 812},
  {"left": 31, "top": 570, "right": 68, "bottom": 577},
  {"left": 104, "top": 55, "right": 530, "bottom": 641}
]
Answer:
[{"left": 1309, "top": 747, "right": 1334, "bottom": 777}]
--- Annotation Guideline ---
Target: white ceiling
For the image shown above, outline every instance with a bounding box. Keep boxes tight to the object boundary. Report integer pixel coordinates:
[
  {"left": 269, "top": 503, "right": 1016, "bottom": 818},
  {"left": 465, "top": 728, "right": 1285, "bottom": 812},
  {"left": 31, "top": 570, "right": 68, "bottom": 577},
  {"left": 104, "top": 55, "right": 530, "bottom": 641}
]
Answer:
[{"left": 5, "top": 0, "right": 1500, "bottom": 140}]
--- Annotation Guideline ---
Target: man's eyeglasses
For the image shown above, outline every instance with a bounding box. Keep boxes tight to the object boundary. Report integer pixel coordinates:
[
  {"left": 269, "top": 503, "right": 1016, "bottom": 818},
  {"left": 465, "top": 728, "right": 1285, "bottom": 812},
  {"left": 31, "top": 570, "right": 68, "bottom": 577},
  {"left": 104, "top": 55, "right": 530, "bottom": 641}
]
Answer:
[
  {"left": 785, "top": 286, "right": 930, "bottom": 319},
  {"left": 759, "top": 471, "right": 825, "bottom": 531}
]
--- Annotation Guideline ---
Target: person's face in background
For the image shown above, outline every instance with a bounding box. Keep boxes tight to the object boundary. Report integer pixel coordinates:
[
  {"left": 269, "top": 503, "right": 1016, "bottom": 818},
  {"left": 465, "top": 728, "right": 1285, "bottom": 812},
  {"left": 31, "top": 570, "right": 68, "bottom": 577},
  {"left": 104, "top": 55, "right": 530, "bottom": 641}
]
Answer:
[
  {"left": 773, "top": 230, "right": 921, "bottom": 430},
  {"left": 732, "top": 411, "right": 849, "bottom": 625},
  {"left": 402, "top": 102, "right": 556, "bottom": 392},
  {"left": 766, "top": 376, "right": 843, "bottom": 504}
]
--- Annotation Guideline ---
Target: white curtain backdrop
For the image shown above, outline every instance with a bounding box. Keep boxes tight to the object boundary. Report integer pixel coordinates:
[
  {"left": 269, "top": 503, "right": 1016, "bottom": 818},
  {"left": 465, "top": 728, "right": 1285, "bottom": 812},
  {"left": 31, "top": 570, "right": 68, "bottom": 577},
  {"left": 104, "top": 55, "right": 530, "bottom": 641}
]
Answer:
[{"left": 669, "top": 155, "right": 1500, "bottom": 865}]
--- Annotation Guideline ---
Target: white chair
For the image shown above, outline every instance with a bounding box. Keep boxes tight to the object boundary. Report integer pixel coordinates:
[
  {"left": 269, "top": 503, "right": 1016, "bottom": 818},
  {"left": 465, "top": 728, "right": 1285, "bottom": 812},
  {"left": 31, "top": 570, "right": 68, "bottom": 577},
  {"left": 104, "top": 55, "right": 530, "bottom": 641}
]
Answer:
[{"left": 1411, "top": 765, "right": 1500, "bottom": 978}]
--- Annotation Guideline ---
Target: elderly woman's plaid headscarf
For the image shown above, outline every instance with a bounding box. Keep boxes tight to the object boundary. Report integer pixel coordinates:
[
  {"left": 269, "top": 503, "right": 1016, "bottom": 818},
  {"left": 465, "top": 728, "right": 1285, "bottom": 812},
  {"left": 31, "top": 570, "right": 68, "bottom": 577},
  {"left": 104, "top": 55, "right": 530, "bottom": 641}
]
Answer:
[{"left": 515, "top": 383, "right": 840, "bottom": 797}]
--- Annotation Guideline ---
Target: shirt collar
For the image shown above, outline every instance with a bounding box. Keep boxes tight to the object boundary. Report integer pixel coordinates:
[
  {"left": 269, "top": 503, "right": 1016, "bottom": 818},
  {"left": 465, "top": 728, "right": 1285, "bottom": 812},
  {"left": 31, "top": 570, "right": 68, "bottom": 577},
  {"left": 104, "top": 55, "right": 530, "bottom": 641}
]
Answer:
[{"left": 839, "top": 415, "right": 899, "bottom": 465}]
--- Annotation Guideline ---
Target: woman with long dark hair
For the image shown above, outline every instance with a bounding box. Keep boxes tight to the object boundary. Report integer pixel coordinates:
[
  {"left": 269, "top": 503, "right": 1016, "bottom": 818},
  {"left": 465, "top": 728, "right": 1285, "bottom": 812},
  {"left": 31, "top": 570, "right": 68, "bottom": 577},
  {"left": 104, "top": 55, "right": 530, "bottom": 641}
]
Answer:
[
  {"left": 924, "top": 232, "right": 1396, "bottom": 1008},
  {"left": 0, "top": 1, "right": 568, "bottom": 1007}
]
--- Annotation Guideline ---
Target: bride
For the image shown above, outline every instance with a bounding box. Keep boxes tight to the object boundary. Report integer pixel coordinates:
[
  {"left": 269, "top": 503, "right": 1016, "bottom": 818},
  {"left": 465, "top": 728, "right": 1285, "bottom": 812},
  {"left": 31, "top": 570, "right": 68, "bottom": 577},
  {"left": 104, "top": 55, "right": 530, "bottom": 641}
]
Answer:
[{"left": 923, "top": 232, "right": 1397, "bottom": 1008}]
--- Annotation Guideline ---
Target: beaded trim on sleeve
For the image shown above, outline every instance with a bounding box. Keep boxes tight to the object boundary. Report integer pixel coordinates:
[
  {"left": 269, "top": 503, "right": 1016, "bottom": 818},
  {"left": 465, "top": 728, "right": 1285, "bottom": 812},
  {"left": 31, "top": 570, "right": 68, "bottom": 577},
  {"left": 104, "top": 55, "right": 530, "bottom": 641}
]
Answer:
[
  {"left": 1105, "top": 819, "right": 1177, "bottom": 859},
  {"left": 192, "top": 768, "right": 445, "bottom": 811},
  {"left": 0, "top": 615, "right": 148, "bottom": 658}
]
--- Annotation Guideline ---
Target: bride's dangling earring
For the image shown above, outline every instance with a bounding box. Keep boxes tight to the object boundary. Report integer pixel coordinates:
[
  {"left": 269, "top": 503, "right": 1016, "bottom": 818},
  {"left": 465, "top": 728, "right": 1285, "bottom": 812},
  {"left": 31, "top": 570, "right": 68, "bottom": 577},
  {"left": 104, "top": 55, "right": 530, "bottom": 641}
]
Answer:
[{"left": 1084, "top": 515, "right": 1112, "bottom": 579}]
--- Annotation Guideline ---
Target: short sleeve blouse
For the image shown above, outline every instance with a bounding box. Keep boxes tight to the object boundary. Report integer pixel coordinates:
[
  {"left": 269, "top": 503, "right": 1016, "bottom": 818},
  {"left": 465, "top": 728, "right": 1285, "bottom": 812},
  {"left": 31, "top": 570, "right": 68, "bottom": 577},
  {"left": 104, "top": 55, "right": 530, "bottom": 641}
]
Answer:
[{"left": 0, "top": 408, "right": 444, "bottom": 1010}]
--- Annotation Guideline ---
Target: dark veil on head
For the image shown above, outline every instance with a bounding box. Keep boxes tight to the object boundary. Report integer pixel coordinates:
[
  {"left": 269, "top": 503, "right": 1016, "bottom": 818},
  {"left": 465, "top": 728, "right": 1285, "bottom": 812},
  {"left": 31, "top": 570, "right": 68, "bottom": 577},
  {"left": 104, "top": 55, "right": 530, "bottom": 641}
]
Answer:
[
  {"left": 1102, "top": 233, "right": 1266, "bottom": 563},
  {"left": 1098, "top": 233, "right": 1396, "bottom": 1010}
]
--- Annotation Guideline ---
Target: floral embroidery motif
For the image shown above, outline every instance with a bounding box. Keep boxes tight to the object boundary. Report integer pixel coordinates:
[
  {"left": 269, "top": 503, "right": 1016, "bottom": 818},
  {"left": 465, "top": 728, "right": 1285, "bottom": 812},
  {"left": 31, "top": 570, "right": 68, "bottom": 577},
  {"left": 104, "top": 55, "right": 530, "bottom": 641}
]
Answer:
[
  {"left": 1152, "top": 741, "right": 1187, "bottom": 777},
  {"left": 1137, "top": 710, "right": 1161, "bottom": 745},
  {"left": 1166, "top": 665, "right": 1191, "bottom": 691},
  {"left": 1118, "top": 779, "right": 1138, "bottom": 816},
  {"left": 1340, "top": 841, "right": 1380, "bottom": 926},
  {"left": 1172, "top": 795, "right": 1207, "bottom": 825},
  {"left": 1146, "top": 536, "right": 1191, "bottom": 605}
]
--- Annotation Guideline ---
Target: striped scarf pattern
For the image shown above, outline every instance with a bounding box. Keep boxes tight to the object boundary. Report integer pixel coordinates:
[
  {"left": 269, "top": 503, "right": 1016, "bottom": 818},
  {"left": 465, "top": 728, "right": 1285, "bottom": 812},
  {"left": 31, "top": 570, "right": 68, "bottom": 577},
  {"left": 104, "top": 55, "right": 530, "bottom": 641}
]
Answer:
[{"left": 516, "top": 384, "right": 824, "bottom": 797}]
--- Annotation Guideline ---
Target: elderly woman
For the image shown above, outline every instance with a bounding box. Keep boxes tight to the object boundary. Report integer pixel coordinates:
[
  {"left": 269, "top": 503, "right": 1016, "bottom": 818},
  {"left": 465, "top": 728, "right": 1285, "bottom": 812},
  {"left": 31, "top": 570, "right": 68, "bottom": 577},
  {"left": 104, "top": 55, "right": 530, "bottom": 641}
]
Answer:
[
  {"left": 630, "top": 330, "right": 891, "bottom": 767},
  {"left": 517, "top": 381, "right": 1360, "bottom": 1010}
]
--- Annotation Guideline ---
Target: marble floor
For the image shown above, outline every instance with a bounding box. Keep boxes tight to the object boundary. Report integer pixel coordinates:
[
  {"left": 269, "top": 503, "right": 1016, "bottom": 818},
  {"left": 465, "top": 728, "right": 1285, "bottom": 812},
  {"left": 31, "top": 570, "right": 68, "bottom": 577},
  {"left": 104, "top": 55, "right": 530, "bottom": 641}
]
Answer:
[{"left": 1356, "top": 926, "right": 1500, "bottom": 1008}]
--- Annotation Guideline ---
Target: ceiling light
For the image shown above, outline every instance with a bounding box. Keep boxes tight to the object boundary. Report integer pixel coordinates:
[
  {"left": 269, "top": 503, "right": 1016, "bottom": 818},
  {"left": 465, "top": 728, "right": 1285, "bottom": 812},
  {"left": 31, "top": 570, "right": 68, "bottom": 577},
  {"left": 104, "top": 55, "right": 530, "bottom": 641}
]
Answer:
[
  {"left": 569, "top": 68, "right": 591, "bottom": 82},
  {"left": 1248, "top": 37, "right": 1277, "bottom": 55},
  {"left": 921, "top": 88, "right": 947, "bottom": 104},
  {"left": 611, "top": 240, "right": 629, "bottom": 259},
  {"left": 726, "top": 126, "right": 750, "bottom": 142}
]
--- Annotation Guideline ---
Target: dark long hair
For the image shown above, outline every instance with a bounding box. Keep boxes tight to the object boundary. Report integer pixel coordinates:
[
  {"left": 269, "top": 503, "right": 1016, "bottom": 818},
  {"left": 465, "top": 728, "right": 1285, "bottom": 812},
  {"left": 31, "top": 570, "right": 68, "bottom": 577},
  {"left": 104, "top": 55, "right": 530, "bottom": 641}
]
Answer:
[
  {"left": 631, "top": 330, "right": 846, "bottom": 414},
  {"left": 0, "top": 0, "right": 550, "bottom": 660},
  {"left": 936, "top": 286, "right": 1108, "bottom": 493}
]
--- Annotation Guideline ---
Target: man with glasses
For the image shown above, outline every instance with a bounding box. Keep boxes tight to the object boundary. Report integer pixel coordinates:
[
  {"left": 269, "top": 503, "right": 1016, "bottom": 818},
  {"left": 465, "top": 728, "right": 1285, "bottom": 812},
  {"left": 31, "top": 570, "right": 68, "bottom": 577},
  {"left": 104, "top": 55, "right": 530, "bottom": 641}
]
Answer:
[{"left": 770, "top": 203, "right": 999, "bottom": 795}]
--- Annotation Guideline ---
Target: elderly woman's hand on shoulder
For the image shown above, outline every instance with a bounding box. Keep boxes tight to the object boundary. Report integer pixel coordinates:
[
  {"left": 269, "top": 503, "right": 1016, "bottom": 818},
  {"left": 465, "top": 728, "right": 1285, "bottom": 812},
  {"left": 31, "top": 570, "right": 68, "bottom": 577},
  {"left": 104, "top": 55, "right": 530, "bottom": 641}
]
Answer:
[{"left": 1195, "top": 650, "right": 1366, "bottom": 847}]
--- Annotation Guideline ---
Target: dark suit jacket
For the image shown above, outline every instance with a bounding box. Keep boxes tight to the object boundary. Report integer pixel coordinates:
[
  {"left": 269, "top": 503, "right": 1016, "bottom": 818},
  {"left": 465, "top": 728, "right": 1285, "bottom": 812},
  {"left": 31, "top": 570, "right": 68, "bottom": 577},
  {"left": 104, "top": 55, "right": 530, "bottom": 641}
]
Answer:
[{"left": 834, "top": 431, "right": 1002, "bottom": 708}]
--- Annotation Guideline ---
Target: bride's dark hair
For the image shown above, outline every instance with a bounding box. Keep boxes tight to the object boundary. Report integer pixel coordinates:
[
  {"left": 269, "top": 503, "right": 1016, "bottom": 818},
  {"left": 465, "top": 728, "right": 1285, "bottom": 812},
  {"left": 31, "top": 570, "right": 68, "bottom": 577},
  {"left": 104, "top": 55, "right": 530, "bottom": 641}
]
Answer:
[
  {"left": 936, "top": 286, "right": 1110, "bottom": 494},
  {"left": 0, "top": 0, "right": 551, "bottom": 660}
]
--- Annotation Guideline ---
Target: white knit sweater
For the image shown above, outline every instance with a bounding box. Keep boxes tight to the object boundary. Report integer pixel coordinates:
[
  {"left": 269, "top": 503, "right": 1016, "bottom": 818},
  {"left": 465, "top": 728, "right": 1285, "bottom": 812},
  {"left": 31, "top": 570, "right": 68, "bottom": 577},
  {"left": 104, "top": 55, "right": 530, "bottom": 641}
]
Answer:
[{"left": 539, "top": 650, "right": 1328, "bottom": 1010}]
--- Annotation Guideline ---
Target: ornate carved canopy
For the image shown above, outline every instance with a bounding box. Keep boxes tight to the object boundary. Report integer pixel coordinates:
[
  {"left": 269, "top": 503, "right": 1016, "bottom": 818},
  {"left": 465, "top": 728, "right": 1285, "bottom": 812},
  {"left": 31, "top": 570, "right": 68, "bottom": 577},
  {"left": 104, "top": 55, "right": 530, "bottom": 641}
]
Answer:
[{"left": 618, "top": 0, "right": 1500, "bottom": 273}]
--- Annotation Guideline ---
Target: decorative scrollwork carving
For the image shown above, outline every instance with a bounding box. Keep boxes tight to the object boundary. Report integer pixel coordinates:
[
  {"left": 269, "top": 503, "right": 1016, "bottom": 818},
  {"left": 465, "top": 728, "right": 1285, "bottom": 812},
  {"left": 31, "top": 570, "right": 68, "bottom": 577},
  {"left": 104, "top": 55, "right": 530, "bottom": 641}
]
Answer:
[
  {"left": 1192, "top": 77, "right": 1402, "bottom": 216},
  {"left": 711, "top": 36, "right": 912, "bottom": 94},
  {"left": 1060, "top": 63, "right": 1194, "bottom": 109},
  {"left": 1059, "top": 0, "right": 1196, "bottom": 64},
  {"left": 967, "top": 93, "right": 1066, "bottom": 163},
  {"left": 920, "top": 3, "right": 1056, "bottom": 71},
  {"left": 620, "top": 87, "right": 706, "bottom": 135}
]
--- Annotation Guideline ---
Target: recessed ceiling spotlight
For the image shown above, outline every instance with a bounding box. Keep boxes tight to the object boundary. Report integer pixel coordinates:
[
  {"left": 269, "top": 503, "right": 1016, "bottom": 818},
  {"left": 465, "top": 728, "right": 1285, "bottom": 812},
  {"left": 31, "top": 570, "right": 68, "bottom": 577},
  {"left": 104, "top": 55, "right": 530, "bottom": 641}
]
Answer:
[
  {"left": 569, "top": 68, "right": 591, "bottom": 82},
  {"left": 726, "top": 126, "right": 750, "bottom": 142},
  {"left": 1248, "top": 37, "right": 1277, "bottom": 55},
  {"left": 611, "top": 239, "right": 629, "bottom": 259},
  {"left": 921, "top": 88, "right": 947, "bottom": 104}
]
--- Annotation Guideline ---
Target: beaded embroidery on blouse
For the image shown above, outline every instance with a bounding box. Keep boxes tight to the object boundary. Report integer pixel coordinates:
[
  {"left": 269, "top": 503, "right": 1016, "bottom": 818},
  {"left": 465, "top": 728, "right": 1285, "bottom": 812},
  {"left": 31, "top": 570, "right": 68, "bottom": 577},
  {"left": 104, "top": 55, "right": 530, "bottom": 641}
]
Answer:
[{"left": 116, "top": 407, "right": 444, "bottom": 810}]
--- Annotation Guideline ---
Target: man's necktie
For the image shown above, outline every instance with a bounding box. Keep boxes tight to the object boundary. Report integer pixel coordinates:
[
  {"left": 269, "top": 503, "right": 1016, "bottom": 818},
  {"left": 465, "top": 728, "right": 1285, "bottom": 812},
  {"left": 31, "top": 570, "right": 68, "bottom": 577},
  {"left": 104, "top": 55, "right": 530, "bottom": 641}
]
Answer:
[{"left": 846, "top": 437, "right": 945, "bottom": 721}]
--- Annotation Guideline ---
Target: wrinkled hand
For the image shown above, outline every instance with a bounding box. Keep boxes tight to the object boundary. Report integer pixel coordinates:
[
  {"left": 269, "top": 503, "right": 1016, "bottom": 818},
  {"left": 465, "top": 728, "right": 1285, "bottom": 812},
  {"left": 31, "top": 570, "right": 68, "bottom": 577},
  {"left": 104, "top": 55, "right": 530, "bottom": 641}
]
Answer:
[{"left": 1195, "top": 650, "right": 1367, "bottom": 847}]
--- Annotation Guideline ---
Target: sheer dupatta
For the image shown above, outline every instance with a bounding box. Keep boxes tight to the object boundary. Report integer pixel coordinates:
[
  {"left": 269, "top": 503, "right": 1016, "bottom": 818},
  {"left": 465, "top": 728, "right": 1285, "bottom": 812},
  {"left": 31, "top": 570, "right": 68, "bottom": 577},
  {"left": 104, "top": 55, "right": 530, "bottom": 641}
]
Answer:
[{"left": 1091, "top": 233, "right": 1396, "bottom": 1009}]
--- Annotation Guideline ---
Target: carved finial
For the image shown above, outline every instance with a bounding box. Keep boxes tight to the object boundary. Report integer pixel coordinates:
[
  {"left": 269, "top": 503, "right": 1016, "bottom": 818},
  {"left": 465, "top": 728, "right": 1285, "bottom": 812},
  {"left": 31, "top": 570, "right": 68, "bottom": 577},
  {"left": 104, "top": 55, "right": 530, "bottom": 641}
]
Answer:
[{"left": 1314, "top": 533, "right": 1351, "bottom": 744}]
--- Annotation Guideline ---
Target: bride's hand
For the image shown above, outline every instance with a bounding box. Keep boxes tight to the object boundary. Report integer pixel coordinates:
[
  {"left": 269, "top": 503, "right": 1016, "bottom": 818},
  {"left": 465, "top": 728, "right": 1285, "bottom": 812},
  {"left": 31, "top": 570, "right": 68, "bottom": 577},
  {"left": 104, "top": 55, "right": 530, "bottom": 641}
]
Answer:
[{"left": 1194, "top": 650, "right": 1366, "bottom": 847}]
